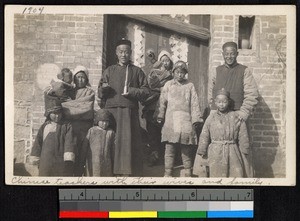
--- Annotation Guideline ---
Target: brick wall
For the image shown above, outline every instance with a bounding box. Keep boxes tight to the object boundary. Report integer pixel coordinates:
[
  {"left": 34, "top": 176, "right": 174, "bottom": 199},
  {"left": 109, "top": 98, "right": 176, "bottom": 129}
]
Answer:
[
  {"left": 14, "top": 14, "right": 104, "bottom": 165},
  {"left": 209, "top": 15, "right": 286, "bottom": 177},
  {"left": 14, "top": 13, "right": 193, "bottom": 170},
  {"left": 14, "top": 13, "right": 286, "bottom": 178}
]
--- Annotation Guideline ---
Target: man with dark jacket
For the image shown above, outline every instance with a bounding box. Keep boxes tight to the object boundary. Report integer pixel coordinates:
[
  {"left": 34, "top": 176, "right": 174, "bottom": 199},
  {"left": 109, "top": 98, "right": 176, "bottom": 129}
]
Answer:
[{"left": 98, "top": 38, "right": 149, "bottom": 176}]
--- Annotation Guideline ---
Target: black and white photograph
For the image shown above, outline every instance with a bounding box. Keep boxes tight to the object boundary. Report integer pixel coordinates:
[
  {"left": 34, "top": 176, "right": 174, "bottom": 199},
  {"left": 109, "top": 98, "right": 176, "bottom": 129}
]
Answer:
[{"left": 5, "top": 5, "right": 296, "bottom": 185}]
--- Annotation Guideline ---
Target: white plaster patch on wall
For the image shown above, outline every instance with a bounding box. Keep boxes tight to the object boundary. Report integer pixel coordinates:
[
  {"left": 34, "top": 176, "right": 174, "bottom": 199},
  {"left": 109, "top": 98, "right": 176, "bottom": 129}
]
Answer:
[
  {"left": 35, "top": 63, "right": 61, "bottom": 91},
  {"left": 169, "top": 14, "right": 189, "bottom": 64},
  {"left": 170, "top": 14, "right": 190, "bottom": 23},
  {"left": 169, "top": 35, "right": 188, "bottom": 64},
  {"left": 96, "top": 55, "right": 102, "bottom": 66},
  {"left": 126, "top": 22, "right": 145, "bottom": 68}
]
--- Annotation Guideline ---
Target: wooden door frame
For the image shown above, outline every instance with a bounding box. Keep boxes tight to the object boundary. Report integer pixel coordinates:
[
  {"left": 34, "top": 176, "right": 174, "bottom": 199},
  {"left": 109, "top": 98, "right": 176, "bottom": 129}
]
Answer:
[{"left": 188, "top": 15, "right": 210, "bottom": 118}]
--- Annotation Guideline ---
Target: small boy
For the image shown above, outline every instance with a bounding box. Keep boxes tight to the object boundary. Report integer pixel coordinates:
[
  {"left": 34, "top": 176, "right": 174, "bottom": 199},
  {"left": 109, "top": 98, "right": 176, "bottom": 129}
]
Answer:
[
  {"left": 80, "top": 109, "right": 115, "bottom": 177},
  {"left": 29, "top": 94, "right": 76, "bottom": 176},
  {"left": 194, "top": 88, "right": 250, "bottom": 177},
  {"left": 45, "top": 68, "right": 73, "bottom": 101}
]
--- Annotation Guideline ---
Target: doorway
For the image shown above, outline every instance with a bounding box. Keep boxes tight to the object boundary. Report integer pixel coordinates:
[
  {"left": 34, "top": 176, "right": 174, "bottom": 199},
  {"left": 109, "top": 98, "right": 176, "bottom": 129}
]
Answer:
[{"left": 104, "top": 14, "right": 210, "bottom": 110}]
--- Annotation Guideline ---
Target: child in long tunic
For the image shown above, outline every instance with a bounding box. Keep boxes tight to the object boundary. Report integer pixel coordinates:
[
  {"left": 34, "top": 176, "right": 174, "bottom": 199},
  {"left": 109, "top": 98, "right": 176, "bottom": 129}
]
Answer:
[
  {"left": 194, "top": 88, "right": 250, "bottom": 177},
  {"left": 29, "top": 95, "right": 76, "bottom": 176},
  {"left": 156, "top": 61, "right": 203, "bottom": 177},
  {"left": 80, "top": 109, "right": 115, "bottom": 177}
]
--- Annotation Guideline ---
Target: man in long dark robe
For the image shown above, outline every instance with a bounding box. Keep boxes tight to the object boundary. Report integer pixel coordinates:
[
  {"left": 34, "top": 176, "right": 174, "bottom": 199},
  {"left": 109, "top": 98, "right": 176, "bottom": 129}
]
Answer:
[{"left": 98, "top": 39, "right": 149, "bottom": 176}]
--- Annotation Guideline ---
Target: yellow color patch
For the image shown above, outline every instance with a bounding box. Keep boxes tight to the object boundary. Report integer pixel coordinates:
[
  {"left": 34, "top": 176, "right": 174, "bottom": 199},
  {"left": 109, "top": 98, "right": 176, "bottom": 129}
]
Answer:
[{"left": 109, "top": 211, "right": 157, "bottom": 218}]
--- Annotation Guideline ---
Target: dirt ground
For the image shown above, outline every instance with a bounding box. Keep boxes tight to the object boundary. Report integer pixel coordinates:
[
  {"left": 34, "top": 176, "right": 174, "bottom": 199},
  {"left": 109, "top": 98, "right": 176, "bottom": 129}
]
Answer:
[{"left": 13, "top": 144, "right": 187, "bottom": 177}]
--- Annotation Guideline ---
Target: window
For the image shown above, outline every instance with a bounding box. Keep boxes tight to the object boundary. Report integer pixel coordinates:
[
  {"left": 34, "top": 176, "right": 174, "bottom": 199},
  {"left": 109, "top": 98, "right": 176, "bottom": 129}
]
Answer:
[{"left": 238, "top": 16, "right": 255, "bottom": 49}]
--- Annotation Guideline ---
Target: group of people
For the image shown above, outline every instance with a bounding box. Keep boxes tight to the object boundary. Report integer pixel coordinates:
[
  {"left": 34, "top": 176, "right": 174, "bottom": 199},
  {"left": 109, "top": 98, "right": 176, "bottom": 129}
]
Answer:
[{"left": 29, "top": 39, "right": 258, "bottom": 178}]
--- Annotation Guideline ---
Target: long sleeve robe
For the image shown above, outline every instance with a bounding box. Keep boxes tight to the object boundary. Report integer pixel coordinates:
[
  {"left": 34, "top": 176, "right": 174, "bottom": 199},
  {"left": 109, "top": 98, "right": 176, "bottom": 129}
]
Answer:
[
  {"left": 80, "top": 126, "right": 115, "bottom": 177},
  {"left": 98, "top": 63, "right": 149, "bottom": 176},
  {"left": 156, "top": 79, "right": 202, "bottom": 145},
  {"left": 30, "top": 121, "right": 76, "bottom": 176},
  {"left": 194, "top": 111, "right": 250, "bottom": 177}
]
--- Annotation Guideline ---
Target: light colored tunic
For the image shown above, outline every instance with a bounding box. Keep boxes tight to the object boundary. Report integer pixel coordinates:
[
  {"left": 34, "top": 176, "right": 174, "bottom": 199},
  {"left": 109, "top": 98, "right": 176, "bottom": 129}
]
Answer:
[
  {"left": 195, "top": 111, "right": 250, "bottom": 177},
  {"left": 156, "top": 79, "right": 202, "bottom": 145}
]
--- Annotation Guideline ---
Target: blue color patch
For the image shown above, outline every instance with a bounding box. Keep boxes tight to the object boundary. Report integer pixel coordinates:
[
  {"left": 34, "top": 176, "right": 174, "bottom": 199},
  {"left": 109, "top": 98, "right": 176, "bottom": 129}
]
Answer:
[{"left": 207, "top": 210, "right": 253, "bottom": 218}]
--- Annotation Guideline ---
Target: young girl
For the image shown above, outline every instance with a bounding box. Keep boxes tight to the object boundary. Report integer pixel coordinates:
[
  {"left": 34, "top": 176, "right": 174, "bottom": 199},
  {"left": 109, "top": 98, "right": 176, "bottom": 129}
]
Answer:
[
  {"left": 194, "top": 88, "right": 250, "bottom": 177},
  {"left": 80, "top": 109, "right": 115, "bottom": 177},
  {"left": 156, "top": 60, "right": 203, "bottom": 177},
  {"left": 29, "top": 94, "right": 76, "bottom": 176}
]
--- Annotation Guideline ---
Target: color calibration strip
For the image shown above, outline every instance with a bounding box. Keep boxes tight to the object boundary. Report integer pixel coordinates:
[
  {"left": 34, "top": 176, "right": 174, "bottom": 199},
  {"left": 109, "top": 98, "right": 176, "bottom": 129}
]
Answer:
[
  {"left": 59, "top": 202, "right": 253, "bottom": 218},
  {"left": 59, "top": 189, "right": 253, "bottom": 218},
  {"left": 60, "top": 211, "right": 254, "bottom": 218}
]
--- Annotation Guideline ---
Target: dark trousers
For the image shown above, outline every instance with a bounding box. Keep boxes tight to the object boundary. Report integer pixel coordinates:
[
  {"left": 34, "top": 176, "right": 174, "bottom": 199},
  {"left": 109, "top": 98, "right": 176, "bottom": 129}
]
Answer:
[{"left": 144, "top": 110, "right": 164, "bottom": 159}]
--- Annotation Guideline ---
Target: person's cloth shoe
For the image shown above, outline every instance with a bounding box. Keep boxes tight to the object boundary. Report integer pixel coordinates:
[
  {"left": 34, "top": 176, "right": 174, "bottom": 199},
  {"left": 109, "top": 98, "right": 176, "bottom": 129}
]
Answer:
[
  {"left": 182, "top": 168, "right": 192, "bottom": 177},
  {"left": 164, "top": 169, "right": 173, "bottom": 177}
]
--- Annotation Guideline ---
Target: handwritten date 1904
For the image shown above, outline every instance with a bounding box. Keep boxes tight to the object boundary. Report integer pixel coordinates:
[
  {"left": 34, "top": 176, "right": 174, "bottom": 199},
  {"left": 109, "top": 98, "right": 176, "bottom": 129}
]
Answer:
[{"left": 22, "top": 7, "right": 44, "bottom": 15}]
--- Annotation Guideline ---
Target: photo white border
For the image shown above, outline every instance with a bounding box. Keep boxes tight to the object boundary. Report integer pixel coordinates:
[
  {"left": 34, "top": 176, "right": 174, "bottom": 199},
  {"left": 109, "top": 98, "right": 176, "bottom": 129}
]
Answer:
[{"left": 5, "top": 5, "right": 296, "bottom": 186}]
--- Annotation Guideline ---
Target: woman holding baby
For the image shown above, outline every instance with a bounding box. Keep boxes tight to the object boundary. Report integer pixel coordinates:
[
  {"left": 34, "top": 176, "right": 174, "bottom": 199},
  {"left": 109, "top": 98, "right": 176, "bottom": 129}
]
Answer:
[{"left": 61, "top": 66, "right": 95, "bottom": 176}]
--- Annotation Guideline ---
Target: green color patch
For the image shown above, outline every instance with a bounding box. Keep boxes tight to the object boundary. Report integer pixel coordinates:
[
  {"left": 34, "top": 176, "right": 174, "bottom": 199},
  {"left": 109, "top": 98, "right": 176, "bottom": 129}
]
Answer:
[{"left": 158, "top": 211, "right": 206, "bottom": 218}]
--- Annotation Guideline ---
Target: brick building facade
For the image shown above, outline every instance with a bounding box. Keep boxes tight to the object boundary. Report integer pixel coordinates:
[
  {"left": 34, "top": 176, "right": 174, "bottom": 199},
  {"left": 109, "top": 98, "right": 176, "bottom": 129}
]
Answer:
[
  {"left": 13, "top": 14, "right": 286, "bottom": 178},
  {"left": 14, "top": 14, "right": 105, "bottom": 169},
  {"left": 209, "top": 15, "right": 286, "bottom": 177}
]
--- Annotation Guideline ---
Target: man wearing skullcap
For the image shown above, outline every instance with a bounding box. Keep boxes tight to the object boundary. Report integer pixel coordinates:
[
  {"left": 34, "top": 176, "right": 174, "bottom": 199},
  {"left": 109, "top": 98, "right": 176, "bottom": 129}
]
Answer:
[
  {"left": 98, "top": 38, "right": 149, "bottom": 176},
  {"left": 194, "top": 88, "right": 250, "bottom": 178},
  {"left": 209, "top": 41, "right": 259, "bottom": 177}
]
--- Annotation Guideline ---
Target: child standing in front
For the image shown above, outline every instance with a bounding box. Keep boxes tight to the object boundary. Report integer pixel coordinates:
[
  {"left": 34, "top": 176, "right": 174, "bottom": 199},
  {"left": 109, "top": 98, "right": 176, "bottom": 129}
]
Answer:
[
  {"left": 29, "top": 94, "right": 76, "bottom": 176},
  {"left": 194, "top": 88, "right": 250, "bottom": 177},
  {"left": 80, "top": 109, "right": 115, "bottom": 177},
  {"left": 156, "top": 61, "right": 203, "bottom": 177}
]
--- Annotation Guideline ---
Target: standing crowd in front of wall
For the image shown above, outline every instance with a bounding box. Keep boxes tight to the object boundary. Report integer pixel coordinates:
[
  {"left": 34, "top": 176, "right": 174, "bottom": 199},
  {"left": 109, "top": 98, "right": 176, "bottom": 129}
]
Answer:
[{"left": 29, "top": 38, "right": 259, "bottom": 178}]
